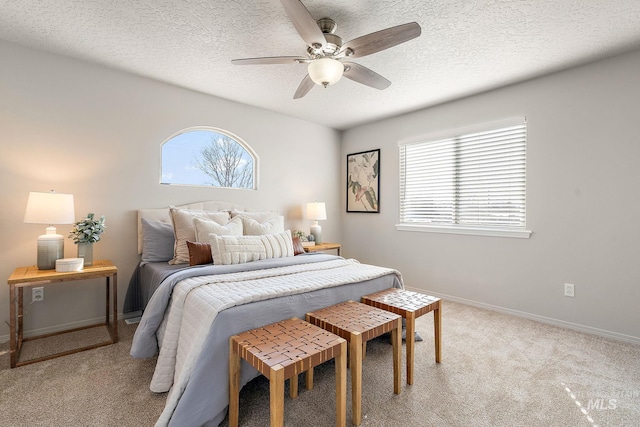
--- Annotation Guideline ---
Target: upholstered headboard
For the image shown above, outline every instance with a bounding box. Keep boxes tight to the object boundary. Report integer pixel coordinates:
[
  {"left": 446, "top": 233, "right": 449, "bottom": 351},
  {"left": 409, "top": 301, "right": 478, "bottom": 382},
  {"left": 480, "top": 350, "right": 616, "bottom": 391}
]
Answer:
[{"left": 137, "top": 201, "right": 246, "bottom": 254}]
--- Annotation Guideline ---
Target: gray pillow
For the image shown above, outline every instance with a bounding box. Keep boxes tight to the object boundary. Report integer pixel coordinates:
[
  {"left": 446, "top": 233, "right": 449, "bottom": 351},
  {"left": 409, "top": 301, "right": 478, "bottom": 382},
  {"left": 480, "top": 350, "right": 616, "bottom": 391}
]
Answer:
[{"left": 141, "top": 218, "right": 175, "bottom": 262}]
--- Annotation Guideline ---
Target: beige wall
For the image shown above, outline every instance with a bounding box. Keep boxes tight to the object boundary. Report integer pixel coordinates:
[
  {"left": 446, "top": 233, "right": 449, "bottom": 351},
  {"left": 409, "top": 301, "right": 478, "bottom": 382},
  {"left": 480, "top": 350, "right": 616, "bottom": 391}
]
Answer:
[
  {"left": 0, "top": 40, "right": 341, "bottom": 339},
  {"left": 3, "top": 38, "right": 638, "bottom": 345},
  {"left": 341, "top": 49, "right": 640, "bottom": 343}
]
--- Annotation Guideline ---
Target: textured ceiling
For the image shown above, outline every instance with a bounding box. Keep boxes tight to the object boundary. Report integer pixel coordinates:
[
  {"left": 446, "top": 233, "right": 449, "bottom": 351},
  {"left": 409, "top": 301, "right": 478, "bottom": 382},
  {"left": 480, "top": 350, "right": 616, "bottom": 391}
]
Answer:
[{"left": 2, "top": 0, "right": 640, "bottom": 130}]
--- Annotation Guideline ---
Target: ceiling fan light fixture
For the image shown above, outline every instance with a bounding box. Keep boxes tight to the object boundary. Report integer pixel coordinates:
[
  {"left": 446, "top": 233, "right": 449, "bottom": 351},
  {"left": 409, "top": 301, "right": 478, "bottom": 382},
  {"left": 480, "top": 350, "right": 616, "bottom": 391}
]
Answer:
[{"left": 308, "top": 57, "right": 344, "bottom": 87}]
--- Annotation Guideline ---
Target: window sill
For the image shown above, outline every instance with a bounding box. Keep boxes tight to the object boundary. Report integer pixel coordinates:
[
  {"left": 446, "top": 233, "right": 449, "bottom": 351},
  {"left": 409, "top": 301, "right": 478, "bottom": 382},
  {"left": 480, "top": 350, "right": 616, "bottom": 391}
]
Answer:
[{"left": 395, "top": 223, "right": 532, "bottom": 239}]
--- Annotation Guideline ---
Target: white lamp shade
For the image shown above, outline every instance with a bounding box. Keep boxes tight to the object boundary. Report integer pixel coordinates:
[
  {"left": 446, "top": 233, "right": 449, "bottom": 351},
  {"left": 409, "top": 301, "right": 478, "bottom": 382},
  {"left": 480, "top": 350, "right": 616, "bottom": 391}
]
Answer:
[
  {"left": 306, "top": 202, "right": 327, "bottom": 221},
  {"left": 24, "top": 191, "right": 75, "bottom": 225},
  {"left": 24, "top": 191, "right": 75, "bottom": 269},
  {"left": 308, "top": 58, "right": 344, "bottom": 87}
]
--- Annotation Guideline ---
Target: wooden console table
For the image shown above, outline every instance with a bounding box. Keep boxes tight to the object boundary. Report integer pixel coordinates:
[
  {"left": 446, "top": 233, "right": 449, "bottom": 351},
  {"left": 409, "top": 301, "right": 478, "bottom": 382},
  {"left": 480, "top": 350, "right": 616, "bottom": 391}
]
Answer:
[{"left": 7, "top": 259, "right": 118, "bottom": 368}]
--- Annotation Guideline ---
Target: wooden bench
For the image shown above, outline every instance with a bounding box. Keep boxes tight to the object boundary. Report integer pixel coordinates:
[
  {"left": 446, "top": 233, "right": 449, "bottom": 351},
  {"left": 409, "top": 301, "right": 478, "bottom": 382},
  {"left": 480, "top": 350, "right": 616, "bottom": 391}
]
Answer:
[
  {"left": 306, "top": 301, "right": 402, "bottom": 426},
  {"left": 362, "top": 288, "right": 441, "bottom": 385},
  {"left": 229, "top": 317, "right": 347, "bottom": 427}
]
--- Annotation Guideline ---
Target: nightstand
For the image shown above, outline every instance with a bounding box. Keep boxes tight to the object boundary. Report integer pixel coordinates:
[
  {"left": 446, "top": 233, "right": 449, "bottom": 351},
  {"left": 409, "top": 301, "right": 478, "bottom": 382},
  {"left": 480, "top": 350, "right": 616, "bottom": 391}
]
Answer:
[
  {"left": 7, "top": 259, "right": 118, "bottom": 368},
  {"left": 303, "top": 242, "right": 341, "bottom": 256}
]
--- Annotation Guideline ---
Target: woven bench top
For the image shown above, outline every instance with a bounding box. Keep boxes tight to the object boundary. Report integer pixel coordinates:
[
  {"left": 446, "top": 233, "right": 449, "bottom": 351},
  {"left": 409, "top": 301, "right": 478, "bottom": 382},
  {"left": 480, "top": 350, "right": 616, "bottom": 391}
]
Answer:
[
  {"left": 306, "top": 301, "right": 401, "bottom": 343},
  {"left": 231, "top": 317, "right": 345, "bottom": 380},
  {"left": 362, "top": 288, "right": 441, "bottom": 318}
]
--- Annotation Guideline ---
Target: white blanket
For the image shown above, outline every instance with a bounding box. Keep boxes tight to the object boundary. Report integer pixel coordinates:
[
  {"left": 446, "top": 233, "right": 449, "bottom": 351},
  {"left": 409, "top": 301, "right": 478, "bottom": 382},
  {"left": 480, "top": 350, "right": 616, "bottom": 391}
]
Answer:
[{"left": 152, "top": 258, "right": 401, "bottom": 427}]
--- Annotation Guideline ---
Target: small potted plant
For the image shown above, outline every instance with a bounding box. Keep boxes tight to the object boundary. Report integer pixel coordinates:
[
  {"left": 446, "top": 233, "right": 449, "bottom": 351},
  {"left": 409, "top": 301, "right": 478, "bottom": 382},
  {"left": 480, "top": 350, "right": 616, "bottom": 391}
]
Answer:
[
  {"left": 292, "top": 229, "right": 308, "bottom": 242},
  {"left": 293, "top": 229, "right": 315, "bottom": 247},
  {"left": 69, "top": 213, "right": 106, "bottom": 266}
]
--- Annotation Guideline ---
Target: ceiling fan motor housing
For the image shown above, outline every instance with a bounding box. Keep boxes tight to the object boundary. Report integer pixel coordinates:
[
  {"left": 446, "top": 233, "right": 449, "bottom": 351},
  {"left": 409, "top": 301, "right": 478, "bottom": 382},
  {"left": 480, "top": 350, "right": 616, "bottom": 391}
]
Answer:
[{"left": 308, "top": 18, "right": 343, "bottom": 58}]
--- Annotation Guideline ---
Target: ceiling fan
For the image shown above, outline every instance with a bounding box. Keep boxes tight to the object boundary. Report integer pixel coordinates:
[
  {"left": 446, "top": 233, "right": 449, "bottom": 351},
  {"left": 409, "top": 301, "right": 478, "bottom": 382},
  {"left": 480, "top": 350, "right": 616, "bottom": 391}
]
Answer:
[{"left": 231, "top": 0, "right": 421, "bottom": 99}]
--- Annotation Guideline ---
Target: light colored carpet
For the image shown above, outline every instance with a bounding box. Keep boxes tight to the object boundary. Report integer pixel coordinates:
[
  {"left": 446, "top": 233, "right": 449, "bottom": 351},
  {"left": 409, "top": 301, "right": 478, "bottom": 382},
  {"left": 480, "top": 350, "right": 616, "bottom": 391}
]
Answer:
[
  {"left": 0, "top": 321, "right": 165, "bottom": 426},
  {"left": 1, "top": 301, "right": 638, "bottom": 427}
]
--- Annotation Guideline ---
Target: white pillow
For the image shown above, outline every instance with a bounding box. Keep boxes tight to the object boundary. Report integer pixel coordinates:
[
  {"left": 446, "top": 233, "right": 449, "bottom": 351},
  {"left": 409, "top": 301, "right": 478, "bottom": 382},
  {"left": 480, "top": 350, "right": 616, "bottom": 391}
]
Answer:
[
  {"left": 241, "top": 215, "right": 285, "bottom": 235},
  {"left": 169, "top": 207, "right": 230, "bottom": 264},
  {"left": 230, "top": 210, "right": 279, "bottom": 223},
  {"left": 193, "top": 216, "right": 243, "bottom": 242},
  {"left": 210, "top": 230, "right": 294, "bottom": 265}
]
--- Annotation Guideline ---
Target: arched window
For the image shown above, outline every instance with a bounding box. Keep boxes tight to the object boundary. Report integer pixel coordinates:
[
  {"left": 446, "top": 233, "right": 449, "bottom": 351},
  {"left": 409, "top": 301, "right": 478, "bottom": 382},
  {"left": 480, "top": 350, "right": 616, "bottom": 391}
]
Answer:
[{"left": 161, "top": 127, "right": 258, "bottom": 189}]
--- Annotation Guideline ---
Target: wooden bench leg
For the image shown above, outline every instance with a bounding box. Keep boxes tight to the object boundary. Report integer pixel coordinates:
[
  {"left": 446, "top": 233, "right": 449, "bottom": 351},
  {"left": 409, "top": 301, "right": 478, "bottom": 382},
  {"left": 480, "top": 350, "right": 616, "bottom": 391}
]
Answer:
[
  {"left": 229, "top": 338, "right": 240, "bottom": 427},
  {"left": 290, "top": 376, "right": 298, "bottom": 399},
  {"left": 336, "top": 340, "right": 347, "bottom": 427},
  {"left": 406, "top": 313, "right": 416, "bottom": 385},
  {"left": 434, "top": 301, "right": 442, "bottom": 363},
  {"left": 305, "top": 368, "right": 314, "bottom": 391},
  {"left": 351, "top": 332, "right": 363, "bottom": 426},
  {"left": 391, "top": 319, "right": 401, "bottom": 394},
  {"left": 270, "top": 365, "right": 285, "bottom": 427}
]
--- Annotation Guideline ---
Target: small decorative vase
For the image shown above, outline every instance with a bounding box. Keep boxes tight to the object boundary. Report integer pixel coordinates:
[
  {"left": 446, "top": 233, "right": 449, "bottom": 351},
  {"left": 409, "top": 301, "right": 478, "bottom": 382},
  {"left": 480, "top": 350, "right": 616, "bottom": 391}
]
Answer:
[{"left": 77, "top": 242, "right": 94, "bottom": 266}]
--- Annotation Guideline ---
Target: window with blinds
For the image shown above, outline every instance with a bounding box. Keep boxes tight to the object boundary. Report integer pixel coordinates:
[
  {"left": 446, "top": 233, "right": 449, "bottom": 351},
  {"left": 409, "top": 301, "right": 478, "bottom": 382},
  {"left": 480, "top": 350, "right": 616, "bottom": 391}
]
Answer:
[{"left": 398, "top": 119, "right": 530, "bottom": 238}]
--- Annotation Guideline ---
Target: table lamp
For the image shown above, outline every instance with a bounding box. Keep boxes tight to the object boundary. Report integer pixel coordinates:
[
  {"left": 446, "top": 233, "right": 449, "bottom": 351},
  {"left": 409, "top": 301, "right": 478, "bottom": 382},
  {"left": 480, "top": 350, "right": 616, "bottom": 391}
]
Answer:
[
  {"left": 23, "top": 191, "right": 75, "bottom": 270},
  {"left": 305, "top": 202, "right": 327, "bottom": 244}
]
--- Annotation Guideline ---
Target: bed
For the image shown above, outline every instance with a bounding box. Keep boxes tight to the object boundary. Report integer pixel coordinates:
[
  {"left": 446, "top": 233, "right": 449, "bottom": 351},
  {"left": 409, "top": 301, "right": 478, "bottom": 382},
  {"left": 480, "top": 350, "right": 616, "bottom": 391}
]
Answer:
[{"left": 127, "top": 202, "right": 404, "bottom": 427}]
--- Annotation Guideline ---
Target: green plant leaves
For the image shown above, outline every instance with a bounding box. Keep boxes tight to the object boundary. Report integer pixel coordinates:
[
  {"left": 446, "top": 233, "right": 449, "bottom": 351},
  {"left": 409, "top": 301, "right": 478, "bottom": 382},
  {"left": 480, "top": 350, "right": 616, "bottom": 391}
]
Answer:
[{"left": 68, "top": 213, "right": 106, "bottom": 244}]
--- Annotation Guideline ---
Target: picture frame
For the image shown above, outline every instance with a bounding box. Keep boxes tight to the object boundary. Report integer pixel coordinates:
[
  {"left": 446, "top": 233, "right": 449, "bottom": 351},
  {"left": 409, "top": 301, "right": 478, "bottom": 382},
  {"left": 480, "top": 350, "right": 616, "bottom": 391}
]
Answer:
[{"left": 346, "top": 149, "right": 380, "bottom": 213}]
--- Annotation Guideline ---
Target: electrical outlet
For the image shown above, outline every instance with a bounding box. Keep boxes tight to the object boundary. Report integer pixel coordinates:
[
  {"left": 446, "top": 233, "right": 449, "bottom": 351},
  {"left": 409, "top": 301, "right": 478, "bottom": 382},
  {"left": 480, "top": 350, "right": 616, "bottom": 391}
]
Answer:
[
  {"left": 32, "top": 287, "right": 44, "bottom": 302},
  {"left": 564, "top": 283, "right": 575, "bottom": 297}
]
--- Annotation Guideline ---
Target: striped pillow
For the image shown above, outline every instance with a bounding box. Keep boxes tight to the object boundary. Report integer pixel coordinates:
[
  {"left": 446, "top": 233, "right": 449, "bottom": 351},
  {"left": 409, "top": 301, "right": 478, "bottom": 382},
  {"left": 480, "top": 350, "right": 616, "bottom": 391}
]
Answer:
[{"left": 210, "top": 230, "right": 294, "bottom": 265}]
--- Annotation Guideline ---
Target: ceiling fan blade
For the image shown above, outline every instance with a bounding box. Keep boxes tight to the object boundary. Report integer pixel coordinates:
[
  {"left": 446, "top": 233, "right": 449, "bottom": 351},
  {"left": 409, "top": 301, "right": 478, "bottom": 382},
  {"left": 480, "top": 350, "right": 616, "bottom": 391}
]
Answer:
[
  {"left": 232, "top": 56, "right": 306, "bottom": 65},
  {"left": 293, "top": 74, "right": 315, "bottom": 99},
  {"left": 342, "top": 62, "right": 391, "bottom": 90},
  {"left": 339, "top": 22, "right": 421, "bottom": 58},
  {"left": 280, "top": 0, "right": 326, "bottom": 50}
]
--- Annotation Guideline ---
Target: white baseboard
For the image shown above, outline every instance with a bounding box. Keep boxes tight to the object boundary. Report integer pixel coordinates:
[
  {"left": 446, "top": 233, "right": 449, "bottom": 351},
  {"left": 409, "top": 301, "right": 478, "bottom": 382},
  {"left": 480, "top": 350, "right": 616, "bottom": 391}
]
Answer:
[
  {"left": 404, "top": 285, "right": 640, "bottom": 346},
  {"left": 0, "top": 312, "right": 138, "bottom": 344},
  {"left": 3, "top": 292, "right": 638, "bottom": 346}
]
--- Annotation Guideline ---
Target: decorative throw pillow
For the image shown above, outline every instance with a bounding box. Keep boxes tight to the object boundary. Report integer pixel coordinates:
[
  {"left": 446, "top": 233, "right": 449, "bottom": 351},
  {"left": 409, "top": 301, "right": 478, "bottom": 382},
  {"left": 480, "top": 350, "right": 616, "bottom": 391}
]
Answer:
[
  {"left": 230, "top": 210, "right": 279, "bottom": 223},
  {"left": 169, "top": 207, "right": 230, "bottom": 264},
  {"left": 193, "top": 216, "right": 243, "bottom": 242},
  {"left": 292, "top": 236, "right": 306, "bottom": 256},
  {"left": 186, "top": 241, "right": 213, "bottom": 266},
  {"left": 240, "top": 215, "right": 285, "bottom": 235},
  {"left": 141, "top": 218, "right": 175, "bottom": 262},
  {"left": 210, "top": 230, "right": 294, "bottom": 265}
]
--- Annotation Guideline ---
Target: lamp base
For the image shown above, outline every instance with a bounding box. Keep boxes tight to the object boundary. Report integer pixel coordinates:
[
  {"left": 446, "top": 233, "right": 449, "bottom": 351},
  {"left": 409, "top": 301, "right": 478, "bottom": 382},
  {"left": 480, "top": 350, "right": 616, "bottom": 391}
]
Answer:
[
  {"left": 37, "top": 232, "right": 64, "bottom": 270},
  {"left": 310, "top": 223, "right": 322, "bottom": 244}
]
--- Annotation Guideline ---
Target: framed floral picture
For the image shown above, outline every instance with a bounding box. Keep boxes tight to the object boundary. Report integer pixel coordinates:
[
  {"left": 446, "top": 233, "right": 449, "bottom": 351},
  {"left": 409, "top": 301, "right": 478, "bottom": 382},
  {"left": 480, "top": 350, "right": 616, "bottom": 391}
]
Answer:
[{"left": 346, "top": 149, "right": 380, "bottom": 213}]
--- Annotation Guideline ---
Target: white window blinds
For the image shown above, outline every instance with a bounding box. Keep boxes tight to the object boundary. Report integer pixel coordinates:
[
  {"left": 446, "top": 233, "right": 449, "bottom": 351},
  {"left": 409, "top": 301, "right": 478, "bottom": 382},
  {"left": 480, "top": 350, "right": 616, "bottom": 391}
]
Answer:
[{"left": 399, "top": 119, "right": 527, "bottom": 233}]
